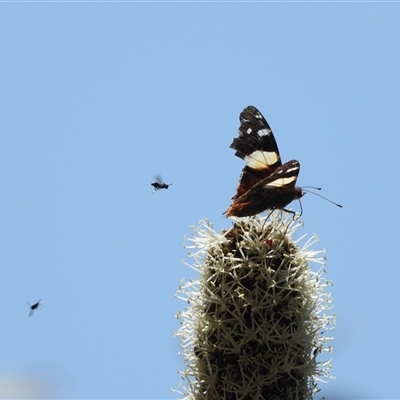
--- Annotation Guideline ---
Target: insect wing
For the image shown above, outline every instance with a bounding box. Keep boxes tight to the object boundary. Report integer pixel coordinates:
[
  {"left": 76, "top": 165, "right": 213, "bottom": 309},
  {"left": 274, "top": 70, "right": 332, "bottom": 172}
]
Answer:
[{"left": 230, "top": 106, "right": 282, "bottom": 200}]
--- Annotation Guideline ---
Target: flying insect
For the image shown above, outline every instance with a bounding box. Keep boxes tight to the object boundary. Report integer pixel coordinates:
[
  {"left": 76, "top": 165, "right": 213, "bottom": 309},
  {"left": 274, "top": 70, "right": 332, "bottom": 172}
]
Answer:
[
  {"left": 151, "top": 175, "right": 172, "bottom": 193},
  {"left": 27, "top": 300, "right": 42, "bottom": 317}
]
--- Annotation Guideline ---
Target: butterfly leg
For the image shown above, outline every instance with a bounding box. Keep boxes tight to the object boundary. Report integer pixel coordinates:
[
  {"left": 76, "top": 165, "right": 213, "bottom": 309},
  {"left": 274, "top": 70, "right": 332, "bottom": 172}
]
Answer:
[{"left": 260, "top": 209, "right": 275, "bottom": 232}]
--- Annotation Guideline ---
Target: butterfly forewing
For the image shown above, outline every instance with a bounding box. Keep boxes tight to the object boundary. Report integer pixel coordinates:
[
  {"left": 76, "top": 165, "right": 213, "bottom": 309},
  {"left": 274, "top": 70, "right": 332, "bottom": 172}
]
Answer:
[{"left": 229, "top": 106, "right": 282, "bottom": 199}]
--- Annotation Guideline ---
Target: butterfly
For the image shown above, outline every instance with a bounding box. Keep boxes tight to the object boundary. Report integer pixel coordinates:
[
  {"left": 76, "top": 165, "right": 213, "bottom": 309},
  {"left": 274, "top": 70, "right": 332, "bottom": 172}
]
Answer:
[{"left": 224, "top": 106, "right": 304, "bottom": 217}]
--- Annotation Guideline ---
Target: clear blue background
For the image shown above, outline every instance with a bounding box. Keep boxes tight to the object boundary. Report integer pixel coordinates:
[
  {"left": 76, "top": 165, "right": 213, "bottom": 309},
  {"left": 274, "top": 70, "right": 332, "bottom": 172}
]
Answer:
[{"left": 1, "top": 3, "right": 399, "bottom": 399}]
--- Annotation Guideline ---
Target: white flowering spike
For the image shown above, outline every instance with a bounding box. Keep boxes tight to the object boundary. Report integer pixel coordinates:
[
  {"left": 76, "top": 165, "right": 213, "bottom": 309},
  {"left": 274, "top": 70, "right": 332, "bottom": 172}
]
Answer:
[{"left": 175, "top": 213, "right": 334, "bottom": 400}]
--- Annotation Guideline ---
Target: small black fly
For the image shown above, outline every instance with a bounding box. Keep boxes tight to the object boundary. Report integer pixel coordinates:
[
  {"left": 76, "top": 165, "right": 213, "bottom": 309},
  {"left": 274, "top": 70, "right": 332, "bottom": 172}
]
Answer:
[
  {"left": 151, "top": 175, "right": 172, "bottom": 193},
  {"left": 27, "top": 300, "right": 42, "bottom": 317}
]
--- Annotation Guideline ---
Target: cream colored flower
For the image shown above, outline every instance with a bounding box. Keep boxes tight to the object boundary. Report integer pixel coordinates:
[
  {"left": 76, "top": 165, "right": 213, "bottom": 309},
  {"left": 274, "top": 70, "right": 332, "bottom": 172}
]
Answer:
[{"left": 175, "top": 213, "right": 334, "bottom": 400}]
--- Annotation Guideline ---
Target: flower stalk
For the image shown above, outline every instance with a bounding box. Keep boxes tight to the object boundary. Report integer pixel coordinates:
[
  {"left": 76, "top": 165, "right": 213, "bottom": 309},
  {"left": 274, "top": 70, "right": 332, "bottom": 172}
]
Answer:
[{"left": 175, "top": 213, "right": 334, "bottom": 400}]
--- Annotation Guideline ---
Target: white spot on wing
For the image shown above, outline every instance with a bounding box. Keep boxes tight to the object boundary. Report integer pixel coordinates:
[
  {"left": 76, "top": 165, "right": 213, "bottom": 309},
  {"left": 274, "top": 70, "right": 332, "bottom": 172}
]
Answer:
[
  {"left": 286, "top": 166, "right": 298, "bottom": 174},
  {"left": 265, "top": 176, "right": 296, "bottom": 187},
  {"left": 244, "top": 150, "right": 278, "bottom": 169},
  {"left": 258, "top": 128, "right": 271, "bottom": 136}
]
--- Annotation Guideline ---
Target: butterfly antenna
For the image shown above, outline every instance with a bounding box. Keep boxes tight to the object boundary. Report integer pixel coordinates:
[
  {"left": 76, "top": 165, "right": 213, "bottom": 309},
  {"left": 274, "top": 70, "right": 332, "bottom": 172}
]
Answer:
[
  {"left": 303, "top": 188, "right": 343, "bottom": 208},
  {"left": 302, "top": 186, "right": 322, "bottom": 190}
]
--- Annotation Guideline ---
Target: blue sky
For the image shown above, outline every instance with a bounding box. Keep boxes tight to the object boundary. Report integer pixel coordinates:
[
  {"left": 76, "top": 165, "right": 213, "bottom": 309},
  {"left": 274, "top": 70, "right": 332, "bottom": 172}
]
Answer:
[{"left": 1, "top": 3, "right": 399, "bottom": 399}]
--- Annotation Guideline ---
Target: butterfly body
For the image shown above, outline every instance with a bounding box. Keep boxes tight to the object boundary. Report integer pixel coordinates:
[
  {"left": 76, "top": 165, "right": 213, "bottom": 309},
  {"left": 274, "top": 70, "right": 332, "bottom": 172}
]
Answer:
[{"left": 225, "top": 106, "right": 303, "bottom": 218}]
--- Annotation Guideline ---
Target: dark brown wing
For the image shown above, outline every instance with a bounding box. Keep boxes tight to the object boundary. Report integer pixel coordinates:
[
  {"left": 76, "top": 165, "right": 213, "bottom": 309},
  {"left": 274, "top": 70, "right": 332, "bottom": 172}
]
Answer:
[
  {"left": 230, "top": 106, "right": 282, "bottom": 200},
  {"left": 225, "top": 160, "right": 303, "bottom": 217}
]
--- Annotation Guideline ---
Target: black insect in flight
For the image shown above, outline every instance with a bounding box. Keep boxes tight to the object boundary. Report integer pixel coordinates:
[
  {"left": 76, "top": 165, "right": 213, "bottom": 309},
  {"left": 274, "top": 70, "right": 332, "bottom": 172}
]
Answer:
[
  {"left": 151, "top": 175, "right": 172, "bottom": 193},
  {"left": 27, "top": 300, "right": 42, "bottom": 317}
]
